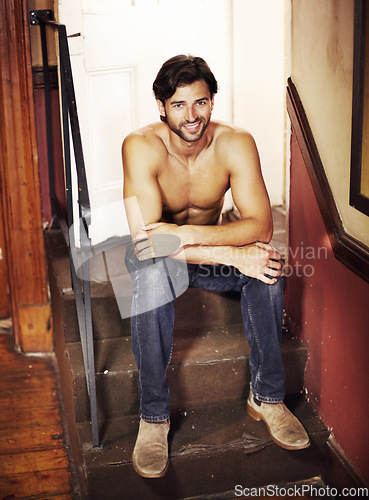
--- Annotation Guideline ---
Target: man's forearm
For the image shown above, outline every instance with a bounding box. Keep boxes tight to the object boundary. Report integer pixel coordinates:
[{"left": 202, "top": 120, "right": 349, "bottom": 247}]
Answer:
[
  {"left": 174, "top": 244, "right": 234, "bottom": 267},
  {"left": 182, "top": 216, "right": 273, "bottom": 247},
  {"left": 172, "top": 242, "right": 282, "bottom": 285}
]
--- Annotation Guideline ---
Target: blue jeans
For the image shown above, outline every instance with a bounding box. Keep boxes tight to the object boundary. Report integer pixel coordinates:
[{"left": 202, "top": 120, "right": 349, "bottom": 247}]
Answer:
[{"left": 125, "top": 244, "right": 285, "bottom": 422}]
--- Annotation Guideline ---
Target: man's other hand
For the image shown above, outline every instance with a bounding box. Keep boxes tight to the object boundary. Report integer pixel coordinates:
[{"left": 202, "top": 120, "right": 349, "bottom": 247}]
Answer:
[{"left": 232, "top": 243, "right": 282, "bottom": 284}]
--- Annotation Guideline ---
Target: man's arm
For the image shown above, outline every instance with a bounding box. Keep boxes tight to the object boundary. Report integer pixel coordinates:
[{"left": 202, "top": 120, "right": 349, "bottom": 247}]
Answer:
[
  {"left": 173, "top": 243, "right": 281, "bottom": 285},
  {"left": 144, "top": 130, "right": 273, "bottom": 247},
  {"left": 122, "top": 132, "right": 163, "bottom": 242}
]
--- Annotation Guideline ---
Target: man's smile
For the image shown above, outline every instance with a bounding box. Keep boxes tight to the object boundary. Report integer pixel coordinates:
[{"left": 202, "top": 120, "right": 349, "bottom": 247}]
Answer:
[{"left": 182, "top": 120, "right": 202, "bottom": 133}]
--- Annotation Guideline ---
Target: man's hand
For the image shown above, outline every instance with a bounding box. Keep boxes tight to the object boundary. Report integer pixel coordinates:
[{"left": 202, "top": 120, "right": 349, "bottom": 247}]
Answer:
[
  {"left": 231, "top": 242, "right": 282, "bottom": 284},
  {"left": 134, "top": 222, "right": 185, "bottom": 261},
  {"left": 133, "top": 233, "right": 182, "bottom": 261}
]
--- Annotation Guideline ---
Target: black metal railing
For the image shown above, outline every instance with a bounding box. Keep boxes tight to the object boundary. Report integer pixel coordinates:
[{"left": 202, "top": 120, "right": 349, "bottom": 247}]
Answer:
[{"left": 30, "top": 10, "right": 101, "bottom": 448}]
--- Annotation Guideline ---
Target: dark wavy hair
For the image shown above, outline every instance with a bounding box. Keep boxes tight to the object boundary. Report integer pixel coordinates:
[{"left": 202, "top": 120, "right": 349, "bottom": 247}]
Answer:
[{"left": 153, "top": 55, "right": 218, "bottom": 121}]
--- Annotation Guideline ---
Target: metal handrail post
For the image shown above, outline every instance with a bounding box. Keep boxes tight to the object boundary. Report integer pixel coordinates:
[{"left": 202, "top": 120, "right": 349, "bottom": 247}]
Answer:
[{"left": 31, "top": 11, "right": 101, "bottom": 448}]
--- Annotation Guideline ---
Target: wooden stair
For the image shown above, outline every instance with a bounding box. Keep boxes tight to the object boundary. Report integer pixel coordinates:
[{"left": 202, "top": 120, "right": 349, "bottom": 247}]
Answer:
[{"left": 45, "top": 227, "right": 329, "bottom": 500}]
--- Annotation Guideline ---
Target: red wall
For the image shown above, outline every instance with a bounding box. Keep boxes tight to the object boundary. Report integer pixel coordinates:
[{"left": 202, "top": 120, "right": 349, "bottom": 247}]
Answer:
[{"left": 285, "top": 131, "right": 369, "bottom": 483}]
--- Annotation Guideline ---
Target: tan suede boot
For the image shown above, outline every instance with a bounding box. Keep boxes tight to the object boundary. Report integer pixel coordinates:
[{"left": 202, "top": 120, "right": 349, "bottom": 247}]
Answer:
[
  {"left": 132, "top": 419, "right": 170, "bottom": 478},
  {"left": 247, "top": 391, "right": 310, "bottom": 450}
]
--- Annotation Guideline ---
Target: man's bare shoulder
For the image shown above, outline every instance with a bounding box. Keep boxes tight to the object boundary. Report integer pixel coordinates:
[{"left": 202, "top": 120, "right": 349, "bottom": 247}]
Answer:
[
  {"left": 212, "top": 121, "right": 254, "bottom": 143},
  {"left": 123, "top": 122, "right": 167, "bottom": 150},
  {"left": 122, "top": 122, "right": 168, "bottom": 169},
  {"left": 211, "top": 121, "right": 258, "bottom": 162}
]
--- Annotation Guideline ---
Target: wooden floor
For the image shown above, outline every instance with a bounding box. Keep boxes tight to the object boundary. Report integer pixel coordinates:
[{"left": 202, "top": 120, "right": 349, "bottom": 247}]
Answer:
[{"left": 0, "top": 319, "right": 74, "bottom": 500}]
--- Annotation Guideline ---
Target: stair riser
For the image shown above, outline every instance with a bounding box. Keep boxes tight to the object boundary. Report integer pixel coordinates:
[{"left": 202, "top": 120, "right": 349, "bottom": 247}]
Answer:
[
  {"left": 72, "top": 349, "right": 307, "bottom": 423},
  {"left": 63, "top": 297, "right": 131, "bottom": 342}
]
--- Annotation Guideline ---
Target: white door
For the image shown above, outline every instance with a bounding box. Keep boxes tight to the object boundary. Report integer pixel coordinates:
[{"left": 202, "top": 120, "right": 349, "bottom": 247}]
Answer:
[
  {"left": 58, "top": 0, "right": 234, "bottom": 245},
  {"left": 57, "top": 0, "right": 286, "bottom": 246}
]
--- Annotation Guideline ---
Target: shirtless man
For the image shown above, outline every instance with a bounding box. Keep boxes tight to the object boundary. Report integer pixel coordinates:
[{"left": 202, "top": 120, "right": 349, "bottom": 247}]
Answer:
[{"left": 122, "top": 55, "right": 309, "bottom": 479}]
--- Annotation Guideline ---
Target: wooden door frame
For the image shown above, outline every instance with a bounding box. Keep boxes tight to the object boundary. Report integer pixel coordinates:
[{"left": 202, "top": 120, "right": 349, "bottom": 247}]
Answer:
[{"left": 0, "top": 0, "right": 52, "bottom": 352}]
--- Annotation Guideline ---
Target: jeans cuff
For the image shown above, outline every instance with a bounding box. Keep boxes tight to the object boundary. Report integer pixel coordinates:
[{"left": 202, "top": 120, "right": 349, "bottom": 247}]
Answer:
[
  {"left": 140, "top": 413, "right": 170, "bottom": 423},
  {"left": 252, "top": 391, "right": 284, "bottom": 404}
]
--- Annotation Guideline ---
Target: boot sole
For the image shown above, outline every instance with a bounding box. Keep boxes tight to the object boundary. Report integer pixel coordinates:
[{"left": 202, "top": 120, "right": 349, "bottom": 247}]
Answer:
[
  {"left": 247, "top": 403, "right": 311, "bottom": 451},
  {"left": 132, "top": 456, "right": 169, "bottom": 479}
]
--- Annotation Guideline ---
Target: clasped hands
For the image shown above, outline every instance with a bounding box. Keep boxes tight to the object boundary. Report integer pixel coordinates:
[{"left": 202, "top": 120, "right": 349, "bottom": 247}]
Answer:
[{"left": 133, "top": 222, "right": 282, "bottom": 285}]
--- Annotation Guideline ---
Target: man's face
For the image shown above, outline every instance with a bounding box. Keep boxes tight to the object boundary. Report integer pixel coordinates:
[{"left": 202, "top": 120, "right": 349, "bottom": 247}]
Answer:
[{"left": 157, "top": 80, "right": 214, "bottom": 143}]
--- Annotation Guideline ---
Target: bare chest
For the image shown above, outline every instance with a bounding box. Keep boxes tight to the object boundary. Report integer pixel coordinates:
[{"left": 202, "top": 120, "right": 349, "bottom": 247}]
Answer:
[{"left": 157, "top": 156, "right": 230, "bottom": 217}]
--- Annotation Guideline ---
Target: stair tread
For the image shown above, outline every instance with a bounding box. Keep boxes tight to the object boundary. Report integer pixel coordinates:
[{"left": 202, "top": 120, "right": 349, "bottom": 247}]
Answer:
[
  {"left": 77, "top": 396, "right": 328, "bottom": 467},
  {"left": 45, "top": 230, "right": 129, "bottom": 297},
  {"left": 77, "top": 397, "right": 329, "bottom": 500},
  {"left": 66, "top": 326, "right": 305, "bottom": 377}
]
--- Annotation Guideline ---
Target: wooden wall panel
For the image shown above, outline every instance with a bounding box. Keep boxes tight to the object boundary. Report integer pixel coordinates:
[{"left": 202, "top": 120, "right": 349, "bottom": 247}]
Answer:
[
  {"left": 32, "top": 66, "right": 66, "bottom": 225},
  {"left": 0, "top": 0, "right": 52, "bottom": 351},
  {"left": 0, "top": 192, "right": 10, "bottom": 319}
]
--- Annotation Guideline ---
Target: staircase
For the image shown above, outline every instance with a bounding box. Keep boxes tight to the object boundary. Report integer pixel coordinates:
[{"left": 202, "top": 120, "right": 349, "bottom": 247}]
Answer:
[{"left": 45, "top": 210, "right": 329, "bottom": 500}]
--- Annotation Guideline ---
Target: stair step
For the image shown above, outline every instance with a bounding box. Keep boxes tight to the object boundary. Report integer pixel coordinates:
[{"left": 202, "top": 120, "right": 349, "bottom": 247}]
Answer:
[
  {"left": 63, "top": 287, "right": 244, "bottom": 343},
  {"left": 75, "top": 396, "right": 328, "bottom": 500},
  {"left": 66, "top": 326, "right": 307, "bottom": 423}
]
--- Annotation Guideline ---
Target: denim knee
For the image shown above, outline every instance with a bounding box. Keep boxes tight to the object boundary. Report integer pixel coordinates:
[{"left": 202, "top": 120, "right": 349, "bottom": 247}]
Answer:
[
  {"left": 125, "top": 242, "right": 189, "bottom": 310},
  {"left": 125, "top": 244, "right": 176, "bottom": 313}
]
